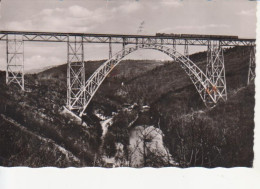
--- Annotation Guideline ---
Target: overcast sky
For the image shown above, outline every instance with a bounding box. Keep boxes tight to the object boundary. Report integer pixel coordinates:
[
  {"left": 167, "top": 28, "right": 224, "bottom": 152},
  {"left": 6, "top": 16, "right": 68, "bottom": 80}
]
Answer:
[{"left": 0, "top": 0, "right": 257, "bottom": 72}]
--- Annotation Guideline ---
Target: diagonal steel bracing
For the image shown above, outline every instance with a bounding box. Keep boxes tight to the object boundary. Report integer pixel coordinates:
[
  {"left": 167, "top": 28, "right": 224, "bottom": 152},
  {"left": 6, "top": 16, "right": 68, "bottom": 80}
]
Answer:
[
  {"left": 66, "top": 36, "right": 86, "bottom": 111},
  {"left": 205, "top": 40, "right": 227, "bottom": 105},
  {"left": 70, "top": 44, "right": 223, "bottom": 117},
  {"left": 247, "top": 46, "right": 256, "bottom": 85},
  {"left": 6, "top": 35, "right": 24, "bottom": 90}
]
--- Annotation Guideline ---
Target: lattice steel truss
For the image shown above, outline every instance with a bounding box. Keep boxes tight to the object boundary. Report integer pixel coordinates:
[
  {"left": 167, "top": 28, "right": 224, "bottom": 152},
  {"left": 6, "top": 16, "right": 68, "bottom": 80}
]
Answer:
[
  {"left": 205, "top": 40, "right": 227, "bottom": 105},
  {"left": 6, "top": 35, "right": 24, "bottom": 90},
  {"left": 66, "top": 36, "right": 86, "bottom": 111},
  {"left": 0, "top": 31, "right": 255, "bottom": 46},
  {"left": 70, "top": 44, "right": 224, "bottom": 117},
  {"left": 247, "top": 46, "right": 256, "bottom": 85},
  {"left": 184, "top": 40, "right": 189, "bottom": 58}
]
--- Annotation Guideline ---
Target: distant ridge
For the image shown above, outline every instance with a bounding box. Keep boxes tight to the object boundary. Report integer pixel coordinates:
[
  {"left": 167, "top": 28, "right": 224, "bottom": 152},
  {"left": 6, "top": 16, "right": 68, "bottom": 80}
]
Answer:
[{"left": 25, "top": 65, "right": 55, "bottom": 74}]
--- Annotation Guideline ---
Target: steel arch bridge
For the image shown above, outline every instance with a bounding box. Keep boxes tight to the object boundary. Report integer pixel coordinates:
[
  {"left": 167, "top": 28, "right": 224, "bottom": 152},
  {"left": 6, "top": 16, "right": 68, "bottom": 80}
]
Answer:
[
  {"left": 71, "top": 44, "right": 225, "bottom": 117},
  {"left": 0, "top": 31, "right": 256, "bottom": 118}
]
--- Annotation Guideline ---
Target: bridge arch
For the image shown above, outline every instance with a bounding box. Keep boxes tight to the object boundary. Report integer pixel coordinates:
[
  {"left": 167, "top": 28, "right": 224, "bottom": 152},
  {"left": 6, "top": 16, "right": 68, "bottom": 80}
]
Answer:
[{"left": 71, "top": 44, "right": 225, "bottom": 117}]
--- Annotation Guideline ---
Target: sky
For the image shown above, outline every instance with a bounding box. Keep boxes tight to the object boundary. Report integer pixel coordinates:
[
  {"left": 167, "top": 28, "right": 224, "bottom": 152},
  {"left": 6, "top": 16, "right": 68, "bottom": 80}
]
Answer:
[{"left": 0, "top": 0, "right": 257, "bottom": 72}]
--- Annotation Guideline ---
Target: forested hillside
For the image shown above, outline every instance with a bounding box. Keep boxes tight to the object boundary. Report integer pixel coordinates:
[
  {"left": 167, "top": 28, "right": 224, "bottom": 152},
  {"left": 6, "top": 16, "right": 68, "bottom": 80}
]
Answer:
[{"left": 0, "top": 47, "right": 254, "bottom": 167}]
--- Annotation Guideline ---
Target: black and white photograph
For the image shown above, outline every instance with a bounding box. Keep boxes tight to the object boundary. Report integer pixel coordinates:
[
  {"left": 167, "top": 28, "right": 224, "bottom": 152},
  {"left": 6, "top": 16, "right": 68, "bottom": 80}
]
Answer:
[{"left": 0, "top": 0, "right": 259, "bottom": 183}]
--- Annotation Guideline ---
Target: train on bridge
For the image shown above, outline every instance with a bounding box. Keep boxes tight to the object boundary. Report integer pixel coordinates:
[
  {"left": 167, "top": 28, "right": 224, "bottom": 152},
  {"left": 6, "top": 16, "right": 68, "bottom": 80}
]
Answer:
[{"left": 156, "top": 33, "right": 238, "bottom": 40}]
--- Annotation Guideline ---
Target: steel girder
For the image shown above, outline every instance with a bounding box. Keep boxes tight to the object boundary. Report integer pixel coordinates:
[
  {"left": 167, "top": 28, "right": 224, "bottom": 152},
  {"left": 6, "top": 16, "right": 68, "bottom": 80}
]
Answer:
[
  {"left": 6, "top": 35, "right": 24, "bottom": 90},
  {"left": 66, "top": 36, "right": 86, "bottom": 111},
  {"left": 0, "top": 32, "right": 255, "bottom": 46},
  {"left": 247, "top": 46, "right": 256, "bottom": 85},
  {"left": 70, "top": 44, "right": 223, "bottom": 117},
  {"left": 205, "top": 41, "right": 227, "bottom": 104}
]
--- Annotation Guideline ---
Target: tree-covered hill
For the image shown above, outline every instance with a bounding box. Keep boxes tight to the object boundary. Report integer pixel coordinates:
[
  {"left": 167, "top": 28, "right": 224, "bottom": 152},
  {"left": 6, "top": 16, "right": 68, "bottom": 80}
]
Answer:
[{"left": 0, "top": 46, "right": 254, "bottom": 167}]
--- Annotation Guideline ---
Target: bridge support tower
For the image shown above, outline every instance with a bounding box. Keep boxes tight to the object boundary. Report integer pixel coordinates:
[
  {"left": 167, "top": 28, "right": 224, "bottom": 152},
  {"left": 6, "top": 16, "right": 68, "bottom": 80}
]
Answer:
[
  {"left": 109, "top": 37, "right": 112, "bottom": 59},
  {"left": 173, "top": 40, "right": 177, "bottom": 61},
  {"left": 122, "top": 38, "right": 126, "bottom": 56},
  {"left": 247, "top": 46, "right": 256, "bottom": 85},
  {"left": 6, "top": 35, "right": 24, "bottom": 90},
  {"left": 184, "top": 40, "right": 189, "bottom": 58},
  {"left": 66, "top": 36, "right": 86, "bottom": 112},
  {"left": 205, "top": 40, "right": 227, "bottom": 105}
]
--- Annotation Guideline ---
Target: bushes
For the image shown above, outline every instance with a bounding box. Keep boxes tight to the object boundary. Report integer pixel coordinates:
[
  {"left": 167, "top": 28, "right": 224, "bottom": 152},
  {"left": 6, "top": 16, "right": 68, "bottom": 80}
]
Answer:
[
  {"left": 0, "top": 73, "right": 101, "bottom": 167},
  {"left": 159, "top": 84, "right": 254, "bottom": 167}
]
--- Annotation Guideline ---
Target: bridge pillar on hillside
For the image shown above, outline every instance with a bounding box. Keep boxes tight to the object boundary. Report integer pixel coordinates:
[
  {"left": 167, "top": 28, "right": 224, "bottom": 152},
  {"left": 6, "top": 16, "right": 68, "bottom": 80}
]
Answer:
[
  {"left": 109, "top": 37, "right": 112, "bottom": 59},
  {"left": 173, "top": 39, "right": 177, "bottom": 61},
  {"left": 6, "top": 35, "right": 24, "bottom": 90},
  {"left": 205, "top": 40, "right": 227, "bottom": 104},
  {"left": 247, "top": 46, "right": 256, "bottom": 85},
  {"left": 184, "top": 40, "right": 189, "bottom": 58},
  {"left": 135, "top": 38, "right": 138, "bottom": 48},
  {"left": 66, "top": 36, "right": 86, "bottom": 111},
  {"left": 122, "top": 38, "right": 126, "bottom": 56}
]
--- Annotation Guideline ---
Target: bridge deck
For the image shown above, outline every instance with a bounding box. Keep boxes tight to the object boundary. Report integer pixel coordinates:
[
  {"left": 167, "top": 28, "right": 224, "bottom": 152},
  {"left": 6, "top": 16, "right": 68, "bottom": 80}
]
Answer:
[{"left": 0, "top": 30, "right": 255, "bottom": 46}]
